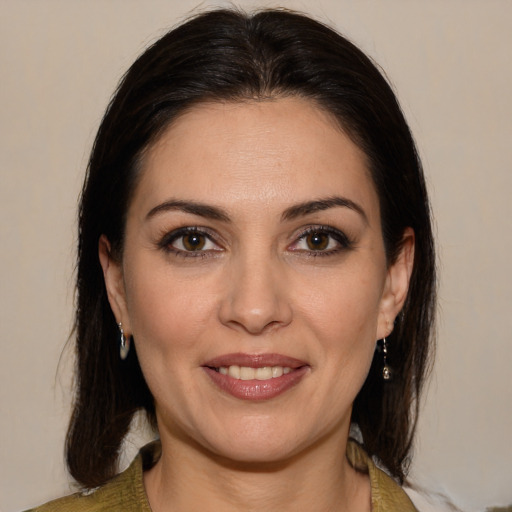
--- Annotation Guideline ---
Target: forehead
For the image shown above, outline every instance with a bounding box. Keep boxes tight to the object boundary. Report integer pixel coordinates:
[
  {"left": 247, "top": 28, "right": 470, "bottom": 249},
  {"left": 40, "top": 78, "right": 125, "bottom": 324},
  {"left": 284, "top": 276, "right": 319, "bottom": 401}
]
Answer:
[{"left": 133, "top": 97, "right": 379, "bottom": 221}]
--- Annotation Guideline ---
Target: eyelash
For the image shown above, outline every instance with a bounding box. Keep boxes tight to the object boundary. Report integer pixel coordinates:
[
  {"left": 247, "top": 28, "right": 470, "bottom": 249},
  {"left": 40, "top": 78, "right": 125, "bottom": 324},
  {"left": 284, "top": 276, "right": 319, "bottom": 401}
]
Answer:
[
  {"left": 158, "top": 225, "right": 353, "bottom": 259},
  {"left": 159, "top": 226, "right": 221, "bottom": 259},
  {"left": 291, "top": 225, "right": 353, "bottom": 257}
]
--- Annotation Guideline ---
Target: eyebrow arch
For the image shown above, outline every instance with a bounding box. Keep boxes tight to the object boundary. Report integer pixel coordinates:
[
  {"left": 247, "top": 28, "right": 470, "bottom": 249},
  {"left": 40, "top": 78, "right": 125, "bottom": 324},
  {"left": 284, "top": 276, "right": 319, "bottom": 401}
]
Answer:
[
  {"left": 281, "top": 196, "right": 368, "bottom": 224},
  {"left": 146, "top": 200, "right": 231, "bottom": 222}
]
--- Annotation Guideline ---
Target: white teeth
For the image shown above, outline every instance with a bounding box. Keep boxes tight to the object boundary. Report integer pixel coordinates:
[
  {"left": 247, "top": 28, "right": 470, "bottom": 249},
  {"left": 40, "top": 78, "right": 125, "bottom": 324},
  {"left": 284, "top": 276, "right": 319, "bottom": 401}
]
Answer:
[
  {"left": 218, "top": 365, "right": 293, "bottom": 380},
  {"left": 240, "top": 366, "right": 255, "bottom": 380},
  {"left": 227, "top": 365, "right": 241, "bottom": 379},
  {"left": 272, "top": 366, "right": 283, "bottom": 378},
  {"left": 255, "top": 367, "right": 273, "bottom": 380}
]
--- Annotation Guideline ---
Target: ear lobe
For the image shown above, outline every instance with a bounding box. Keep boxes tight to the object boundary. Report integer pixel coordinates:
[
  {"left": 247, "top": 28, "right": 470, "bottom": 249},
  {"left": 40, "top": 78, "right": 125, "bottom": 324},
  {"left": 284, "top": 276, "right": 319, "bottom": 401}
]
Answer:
[
  {"left": 377, "top": 228, "right": 415, "bottom": 339},
  {"left": 98, "top": 234, "right": 130, "bottom": 333}
]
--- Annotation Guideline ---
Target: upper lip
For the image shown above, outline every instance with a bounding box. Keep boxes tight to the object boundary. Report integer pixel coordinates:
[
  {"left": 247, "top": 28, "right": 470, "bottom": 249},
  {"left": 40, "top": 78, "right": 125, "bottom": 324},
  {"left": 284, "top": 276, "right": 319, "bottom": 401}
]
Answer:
[{"left": 203, "top": 353, "right": 308, "bottom": 369}]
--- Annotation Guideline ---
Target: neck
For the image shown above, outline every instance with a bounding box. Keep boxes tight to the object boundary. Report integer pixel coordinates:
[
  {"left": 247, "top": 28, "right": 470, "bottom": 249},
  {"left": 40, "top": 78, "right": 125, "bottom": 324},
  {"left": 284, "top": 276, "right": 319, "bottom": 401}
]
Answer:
[{"left": 144, "top": 430, "right": 370, "bottom": 512}]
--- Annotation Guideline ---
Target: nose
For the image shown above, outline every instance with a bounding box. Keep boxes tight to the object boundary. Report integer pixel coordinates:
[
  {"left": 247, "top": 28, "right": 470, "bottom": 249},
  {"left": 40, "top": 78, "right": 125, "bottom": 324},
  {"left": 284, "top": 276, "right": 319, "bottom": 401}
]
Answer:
[{"left": 218, "top": 253, "right": 293, "bottom": 335}]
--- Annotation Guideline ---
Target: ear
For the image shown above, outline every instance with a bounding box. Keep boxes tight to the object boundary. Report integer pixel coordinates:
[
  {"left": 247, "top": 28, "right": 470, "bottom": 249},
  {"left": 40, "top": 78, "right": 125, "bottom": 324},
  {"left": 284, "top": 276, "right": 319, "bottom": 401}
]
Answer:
[
  {"left": 377, "top": 227, "right": 415, "bottom": 340},
  {"left": 98, "top": 234, "right": 131, "bottom": 335}
]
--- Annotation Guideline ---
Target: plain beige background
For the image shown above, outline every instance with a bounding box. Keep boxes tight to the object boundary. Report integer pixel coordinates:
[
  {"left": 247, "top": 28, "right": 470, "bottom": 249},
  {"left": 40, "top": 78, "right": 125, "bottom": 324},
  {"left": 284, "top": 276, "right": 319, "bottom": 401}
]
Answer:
[{"left": 1, "top": 1, "right": 511, "bottom": 511}]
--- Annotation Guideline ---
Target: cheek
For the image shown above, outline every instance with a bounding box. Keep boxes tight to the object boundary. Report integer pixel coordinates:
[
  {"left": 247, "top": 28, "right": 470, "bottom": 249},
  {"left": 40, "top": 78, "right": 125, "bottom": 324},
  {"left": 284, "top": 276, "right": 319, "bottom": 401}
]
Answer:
[
  {"left": 295, "top": 264, "right": 384, "bottom": 386},
  {"left": 297, "top": 265, "right": 384, "bottom": 339},
  {"left": 122, "top": 265, "right": 216, "bottom": 418},
  {"left": 123, "top": 263, "right": 216, "bottom": 360}
]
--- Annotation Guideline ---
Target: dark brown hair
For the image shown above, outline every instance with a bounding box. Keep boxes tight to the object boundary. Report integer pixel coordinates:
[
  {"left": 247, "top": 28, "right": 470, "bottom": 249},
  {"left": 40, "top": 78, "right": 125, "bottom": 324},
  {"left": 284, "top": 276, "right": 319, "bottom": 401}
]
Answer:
[{"left": 68, "top": 8, "right": 436, "bottom": 488}]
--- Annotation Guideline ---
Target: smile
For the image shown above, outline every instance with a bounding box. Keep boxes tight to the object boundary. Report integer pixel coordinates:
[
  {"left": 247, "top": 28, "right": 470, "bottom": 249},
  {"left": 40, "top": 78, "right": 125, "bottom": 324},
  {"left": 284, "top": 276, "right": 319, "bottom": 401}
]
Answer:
[
  {"left": 203, "top": 354, "right": 309, "bottom": 401},
  {"left": 215, "top": 365, "right": 292, "bottom": 380}
]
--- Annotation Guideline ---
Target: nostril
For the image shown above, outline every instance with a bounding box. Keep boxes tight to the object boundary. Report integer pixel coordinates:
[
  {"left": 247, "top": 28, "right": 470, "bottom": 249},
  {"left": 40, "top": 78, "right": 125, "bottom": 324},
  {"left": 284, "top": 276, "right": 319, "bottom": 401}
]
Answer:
[{"left": 217, "top": 268, "right": 293, "bottom": 333}]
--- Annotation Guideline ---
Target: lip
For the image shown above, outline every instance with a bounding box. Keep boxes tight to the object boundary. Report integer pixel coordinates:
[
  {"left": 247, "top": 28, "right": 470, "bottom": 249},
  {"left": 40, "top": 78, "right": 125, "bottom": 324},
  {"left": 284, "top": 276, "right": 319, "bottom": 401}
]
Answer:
[{"left": 202, "top": 353, "right": 310, "bottom": 401}]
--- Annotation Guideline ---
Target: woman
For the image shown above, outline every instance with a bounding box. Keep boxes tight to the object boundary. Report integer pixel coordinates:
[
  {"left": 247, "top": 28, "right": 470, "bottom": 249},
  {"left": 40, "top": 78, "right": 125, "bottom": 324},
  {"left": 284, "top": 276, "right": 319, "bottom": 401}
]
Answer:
[{"left": 30, "top": 7, "right": 435, "bottom": 511}]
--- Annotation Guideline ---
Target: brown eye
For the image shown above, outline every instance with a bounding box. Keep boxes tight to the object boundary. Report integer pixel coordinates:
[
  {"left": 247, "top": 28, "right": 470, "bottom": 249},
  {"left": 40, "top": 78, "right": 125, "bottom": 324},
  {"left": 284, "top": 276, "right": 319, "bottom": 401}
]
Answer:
[
  {"left": 290, "top": 226, "right": 351, "bottom": 255},
  {"left": 162, "top": 227, "right": 221, "bottom": 256},
  {"left": 305, "top": 232, "right": 329, "bottom": 250},
  {"left": 182, "top": 233, "right": 206, "bottom": 251}
]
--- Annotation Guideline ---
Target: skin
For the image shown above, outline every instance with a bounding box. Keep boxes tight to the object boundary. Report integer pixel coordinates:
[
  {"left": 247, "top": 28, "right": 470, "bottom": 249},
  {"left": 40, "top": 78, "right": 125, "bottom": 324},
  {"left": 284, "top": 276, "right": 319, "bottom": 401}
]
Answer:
[{"left": 100, "top": 97, "right": 414, "bottom": 511}]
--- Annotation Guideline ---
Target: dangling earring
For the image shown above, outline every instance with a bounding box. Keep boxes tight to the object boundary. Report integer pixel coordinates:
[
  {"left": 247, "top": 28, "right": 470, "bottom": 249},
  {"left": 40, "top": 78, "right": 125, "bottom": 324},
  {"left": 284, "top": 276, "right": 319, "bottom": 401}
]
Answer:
[
  {"left": 118, "top": 322, "right": 130, "bottom": 360},
  {"left": 381, "top": 337, "right": 391, "bottom": 381}
]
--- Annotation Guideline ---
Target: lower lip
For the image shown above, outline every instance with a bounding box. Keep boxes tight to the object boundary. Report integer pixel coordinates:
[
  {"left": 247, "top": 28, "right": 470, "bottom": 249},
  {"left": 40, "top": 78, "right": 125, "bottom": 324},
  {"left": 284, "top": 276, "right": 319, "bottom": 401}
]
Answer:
[{"left": 203, "top": 366, "right": 309, "bottom": 401}]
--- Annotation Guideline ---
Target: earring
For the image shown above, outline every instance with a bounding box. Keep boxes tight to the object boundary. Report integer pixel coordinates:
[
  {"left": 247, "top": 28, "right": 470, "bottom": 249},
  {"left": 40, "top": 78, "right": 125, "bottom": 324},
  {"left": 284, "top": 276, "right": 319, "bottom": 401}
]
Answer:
[
  {"left": 118, "top": 322, "right": 130, "bottom": 360},
  {"left": 381, "top": 337, "right": 391, "bottom": 381}
]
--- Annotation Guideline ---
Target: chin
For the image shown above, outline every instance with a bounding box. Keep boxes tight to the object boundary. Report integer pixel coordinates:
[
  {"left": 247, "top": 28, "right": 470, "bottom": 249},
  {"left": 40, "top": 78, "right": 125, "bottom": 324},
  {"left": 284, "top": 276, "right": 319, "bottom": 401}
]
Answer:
[
  {"left": 209, "top": 439, "right": 302, "bottom": 467},
  {"left": 195, "top": 417, "right": 324, "bottom": 467}
]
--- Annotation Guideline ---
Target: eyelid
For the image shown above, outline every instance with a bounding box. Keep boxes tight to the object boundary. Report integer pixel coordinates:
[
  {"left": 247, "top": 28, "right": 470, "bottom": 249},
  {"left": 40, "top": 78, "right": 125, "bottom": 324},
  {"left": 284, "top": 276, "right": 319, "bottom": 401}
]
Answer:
[
  {"left": 288, "top": 225, "right": 353, "bottom": 253},
  {"left": 158, "top": 226, "right": 224, "bottom": 256},
  {"left": 157, "top": 224, "right": 352, "bottom": 258}
]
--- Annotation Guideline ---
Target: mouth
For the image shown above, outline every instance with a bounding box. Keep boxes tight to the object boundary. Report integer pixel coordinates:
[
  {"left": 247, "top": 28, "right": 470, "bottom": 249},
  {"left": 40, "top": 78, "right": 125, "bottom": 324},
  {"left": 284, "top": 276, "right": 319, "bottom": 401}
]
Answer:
[
  {"left": 213, "top": 365, "right": 293, "bottom": 380},
  {"left": 202, "top": 353, "right": 309, "bottom": 401}
]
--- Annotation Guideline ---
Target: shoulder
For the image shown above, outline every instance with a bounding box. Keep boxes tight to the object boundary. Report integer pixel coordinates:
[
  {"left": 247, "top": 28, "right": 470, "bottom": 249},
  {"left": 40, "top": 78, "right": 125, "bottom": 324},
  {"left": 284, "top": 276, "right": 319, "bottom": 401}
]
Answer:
[
  {"left": 369, "top": 464, "right": 418, "bottom": 512},
  {"left": 26, "top": 442, "right": 159, "bottom": 512},
  {"left": 347, "top": 439, "right": 418, "bottom": 512},
  {"left": 25, "top": 475, "right": 144, "bottom": 512},
  {"left": 26, "top": 491, "right": 104, "bottom": 512}
]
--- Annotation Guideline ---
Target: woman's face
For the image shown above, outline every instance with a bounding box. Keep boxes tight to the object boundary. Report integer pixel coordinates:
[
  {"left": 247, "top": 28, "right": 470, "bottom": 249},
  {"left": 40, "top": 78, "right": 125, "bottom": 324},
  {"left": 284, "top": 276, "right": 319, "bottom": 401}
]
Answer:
[{"left": 101, "top": 97, "right": 412, "bottom": 463}]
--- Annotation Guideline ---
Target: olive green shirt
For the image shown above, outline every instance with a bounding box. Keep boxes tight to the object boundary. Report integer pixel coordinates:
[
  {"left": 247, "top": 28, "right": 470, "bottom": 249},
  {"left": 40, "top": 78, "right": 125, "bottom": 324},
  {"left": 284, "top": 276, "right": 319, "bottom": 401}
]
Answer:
[{"left": 28, "top": 440, "right": 417, "bottom": 511}]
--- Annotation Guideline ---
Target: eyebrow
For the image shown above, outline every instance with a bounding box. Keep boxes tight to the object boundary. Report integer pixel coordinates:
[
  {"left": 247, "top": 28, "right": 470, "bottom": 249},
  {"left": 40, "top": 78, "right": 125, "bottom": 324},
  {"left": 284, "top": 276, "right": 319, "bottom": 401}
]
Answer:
[
  {"left": 146, "top": 200, "right": 231, "bottom": 222},
  {"left": 145, "top": 195, "right": 367, "bottom": 224},
  {"left": 281, "top": 196, "right": 368, "bottom": 224}
]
